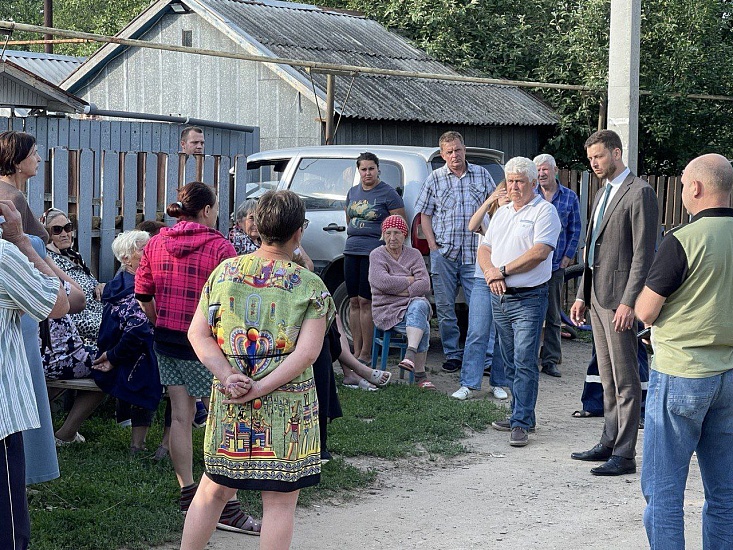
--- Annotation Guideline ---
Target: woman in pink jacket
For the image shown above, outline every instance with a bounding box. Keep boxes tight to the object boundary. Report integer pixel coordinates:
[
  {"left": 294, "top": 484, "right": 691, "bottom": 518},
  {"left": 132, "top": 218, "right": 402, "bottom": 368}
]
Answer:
[
  {"left": 135, "top": 182, "right": 259, "bottom": 534},
  {"left": 368, "top": 215, "right": 434, "bottom": 389}
]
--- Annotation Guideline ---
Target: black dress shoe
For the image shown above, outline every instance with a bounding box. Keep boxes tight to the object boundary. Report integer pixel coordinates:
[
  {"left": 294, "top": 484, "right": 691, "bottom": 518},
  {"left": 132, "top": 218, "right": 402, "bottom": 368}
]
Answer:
[
  {"left": 571, "top": 443, "right": 613, "bottom": 461},
  {"left": 541, "top": 365, "right": 561, "bottom": 377},
  {"left": 591, "top": 455, "right": 637, "bottom": 476},
  {"left": 442, "top": 358, "right": 462, "bottom": 373}
]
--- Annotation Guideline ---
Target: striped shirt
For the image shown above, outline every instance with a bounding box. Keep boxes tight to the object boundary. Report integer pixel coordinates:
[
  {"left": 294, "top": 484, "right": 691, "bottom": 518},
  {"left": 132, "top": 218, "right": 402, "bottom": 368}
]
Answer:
[
  {"left": 0, "top": 239, "right": 59, "bottom": 440},
  {"left": 415, "top": 163, "right": 495, "bottom": 264}
]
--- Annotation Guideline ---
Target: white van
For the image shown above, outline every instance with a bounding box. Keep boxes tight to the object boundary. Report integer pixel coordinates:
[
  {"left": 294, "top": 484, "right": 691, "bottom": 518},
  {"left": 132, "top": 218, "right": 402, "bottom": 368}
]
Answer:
[{"left": 245, "top": 145, "right": 505, "bottom": 339}]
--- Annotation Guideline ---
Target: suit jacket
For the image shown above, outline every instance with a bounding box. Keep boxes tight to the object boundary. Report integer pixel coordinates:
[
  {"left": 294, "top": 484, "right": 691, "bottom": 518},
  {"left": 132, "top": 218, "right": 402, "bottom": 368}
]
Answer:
[{"left": 577, "top": 172, "right": 659, "bottom": 310}]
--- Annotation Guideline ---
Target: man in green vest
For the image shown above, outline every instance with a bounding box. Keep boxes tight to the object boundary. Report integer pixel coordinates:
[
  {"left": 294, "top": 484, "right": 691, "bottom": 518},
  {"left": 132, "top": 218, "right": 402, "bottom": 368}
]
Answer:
[{"left": 636, "top": 153, "right": 733, "bottom": 550}]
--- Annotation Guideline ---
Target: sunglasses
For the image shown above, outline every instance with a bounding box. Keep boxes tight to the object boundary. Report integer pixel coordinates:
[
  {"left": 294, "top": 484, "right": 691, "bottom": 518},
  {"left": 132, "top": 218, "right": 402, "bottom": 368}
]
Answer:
[
  {"left": 302, "top": 219, "right": 310, "bottom": 230},
  {"left": 49, "top": 223, "right": 74, "bottom": 235}
]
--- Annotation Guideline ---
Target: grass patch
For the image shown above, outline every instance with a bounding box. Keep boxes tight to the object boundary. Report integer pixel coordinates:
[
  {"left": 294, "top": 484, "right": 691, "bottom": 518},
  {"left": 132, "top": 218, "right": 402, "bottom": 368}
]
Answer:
[
  {"left": 29, "top": 384, "right": 502, "bottom": 549},
  {"left": 331, "top": 382, "right": 504, "bottom": 458}
]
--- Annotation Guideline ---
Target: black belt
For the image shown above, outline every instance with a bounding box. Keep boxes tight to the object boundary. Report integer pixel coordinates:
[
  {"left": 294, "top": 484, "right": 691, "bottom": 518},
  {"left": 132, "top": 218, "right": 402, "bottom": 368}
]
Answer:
[{"left": 504, "top": 282, "right": 547, "bottom": 295}]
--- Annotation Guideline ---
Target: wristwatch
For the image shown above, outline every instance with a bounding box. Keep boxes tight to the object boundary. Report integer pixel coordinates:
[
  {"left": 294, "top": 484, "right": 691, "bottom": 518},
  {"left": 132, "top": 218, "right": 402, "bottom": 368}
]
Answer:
[{"left": 499, "top": 265, "right": 506, "bottom": 277}]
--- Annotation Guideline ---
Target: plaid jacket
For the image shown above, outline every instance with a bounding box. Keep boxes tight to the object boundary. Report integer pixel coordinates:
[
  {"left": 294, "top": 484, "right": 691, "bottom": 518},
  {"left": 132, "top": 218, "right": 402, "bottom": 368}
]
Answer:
[{"left": 135, "top": 221, "right": 236, "bottom": 334}]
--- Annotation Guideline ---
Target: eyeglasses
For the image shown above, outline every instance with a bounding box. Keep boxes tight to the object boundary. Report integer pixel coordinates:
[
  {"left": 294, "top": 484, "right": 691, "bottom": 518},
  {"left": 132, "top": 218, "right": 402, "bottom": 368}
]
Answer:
[
  {"left": 302, "top": 219, "right": 309, "bottom": 230},
  {"left": 49, "top": 223, "right": 73, "bottom": 235}
]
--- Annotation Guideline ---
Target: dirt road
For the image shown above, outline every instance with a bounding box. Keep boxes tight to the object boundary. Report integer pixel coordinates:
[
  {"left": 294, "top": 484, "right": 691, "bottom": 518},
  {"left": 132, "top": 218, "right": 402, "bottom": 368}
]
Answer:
[{"left": 164, "top": 338, "right": 705, "bottom": 550}]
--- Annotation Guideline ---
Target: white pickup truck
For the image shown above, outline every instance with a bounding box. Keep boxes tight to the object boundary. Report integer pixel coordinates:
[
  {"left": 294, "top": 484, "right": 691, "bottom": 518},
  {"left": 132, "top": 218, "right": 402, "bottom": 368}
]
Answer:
[{"left": 245, "top": 145, "right": 505, "bottom": 339}]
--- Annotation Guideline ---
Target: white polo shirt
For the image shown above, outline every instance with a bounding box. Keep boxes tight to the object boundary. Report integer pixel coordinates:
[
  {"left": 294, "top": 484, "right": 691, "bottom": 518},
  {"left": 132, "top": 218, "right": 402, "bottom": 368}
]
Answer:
[{"left": 483, "top": 194, "right": 561, "bottom": 288}]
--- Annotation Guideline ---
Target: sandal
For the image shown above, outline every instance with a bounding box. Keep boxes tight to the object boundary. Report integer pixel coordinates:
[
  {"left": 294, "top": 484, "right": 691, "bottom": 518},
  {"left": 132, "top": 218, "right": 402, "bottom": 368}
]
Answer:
[
  {"left": 342, "top": 379, "right": 378, "bottom": 391},
  {"left": 572, "top": 410, "right": 601, "bottom": 418},
  {"left": 398, "top": 358, "right": 415, "bottom": 372},
  {"left": 153, "top": 445, "right": 169, "bottom": 462},
  {"left": 417, "top": 379, "right": 436, "bottom": 391},
  {"left": 369, "top": 369, "right": 392, "bottom": 387},
  {"left": 217, "top": 500, "right": 261, "bottom": 536}
]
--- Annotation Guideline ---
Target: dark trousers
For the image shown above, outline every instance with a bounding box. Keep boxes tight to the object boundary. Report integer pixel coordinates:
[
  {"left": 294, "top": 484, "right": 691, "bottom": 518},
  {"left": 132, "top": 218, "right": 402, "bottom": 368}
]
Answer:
[
  {"left": 1, "top": 432, "right": 30, "bottom": 550},
  {"left": 312, "top": 323, "right": 343, "bottom": 452}
]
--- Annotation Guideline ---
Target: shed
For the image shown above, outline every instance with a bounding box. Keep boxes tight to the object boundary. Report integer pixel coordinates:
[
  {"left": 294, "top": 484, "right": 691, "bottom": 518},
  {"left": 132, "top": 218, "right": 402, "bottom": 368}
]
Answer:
[{"left": 62, "top": 0, "right": 558, "bottom": 157}]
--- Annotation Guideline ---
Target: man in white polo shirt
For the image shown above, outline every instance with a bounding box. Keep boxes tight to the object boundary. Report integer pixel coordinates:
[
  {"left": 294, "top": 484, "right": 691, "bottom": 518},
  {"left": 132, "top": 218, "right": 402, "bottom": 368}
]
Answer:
[{"left": 479, "top": 157, "right": 561, "bottom": 447}]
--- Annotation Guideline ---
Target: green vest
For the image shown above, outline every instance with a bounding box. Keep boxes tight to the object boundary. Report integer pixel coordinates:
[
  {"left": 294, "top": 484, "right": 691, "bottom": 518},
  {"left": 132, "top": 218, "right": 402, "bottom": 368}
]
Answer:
[{"left": 652, "top": 216, "right": 733, "bottom": 378}]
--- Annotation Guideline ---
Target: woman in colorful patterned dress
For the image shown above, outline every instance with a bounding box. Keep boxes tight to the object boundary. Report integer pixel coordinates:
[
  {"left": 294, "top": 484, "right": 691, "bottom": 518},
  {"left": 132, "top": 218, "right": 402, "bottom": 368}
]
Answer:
[
  {"left": 182, "top": 190, "right": 335, "bottom": 550},
  {"left": 135, "top": 182, "right": 257, "bottom": 532}
]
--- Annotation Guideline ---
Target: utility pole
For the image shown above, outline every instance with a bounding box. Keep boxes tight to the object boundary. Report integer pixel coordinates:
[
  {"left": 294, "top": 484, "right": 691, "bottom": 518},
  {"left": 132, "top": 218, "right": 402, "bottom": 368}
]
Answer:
[
  {"left": 43, "top": 0, "right": 53, "bottom": 53},
  {"left": 607, "top": 0, "right": 641, "bottom": 172}
]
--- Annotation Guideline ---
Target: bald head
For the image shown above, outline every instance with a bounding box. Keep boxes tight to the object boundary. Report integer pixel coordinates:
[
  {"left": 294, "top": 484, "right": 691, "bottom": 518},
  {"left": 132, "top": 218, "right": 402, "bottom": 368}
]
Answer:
[
  {"left": 681, "top": 154, "right": 733, "bottom": 215},
  {"left": 685, "top": 154, "right": 733, "bottom": 194}
]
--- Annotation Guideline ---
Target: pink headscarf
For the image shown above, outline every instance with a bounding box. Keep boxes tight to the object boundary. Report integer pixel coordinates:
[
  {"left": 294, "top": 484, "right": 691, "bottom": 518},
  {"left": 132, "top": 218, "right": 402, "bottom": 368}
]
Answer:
[{"left": 381, "top": 215, "right": 408, "bottom": 237}]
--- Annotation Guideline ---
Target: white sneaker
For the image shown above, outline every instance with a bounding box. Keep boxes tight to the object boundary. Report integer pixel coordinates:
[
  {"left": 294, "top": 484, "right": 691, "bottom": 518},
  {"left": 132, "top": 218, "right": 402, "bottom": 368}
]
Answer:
[
  {"left": 492, "top": 386, "right": 508, "bottom": 400},
  {"left": 451, "top": 386, "right": 473, "bottom": 400}
]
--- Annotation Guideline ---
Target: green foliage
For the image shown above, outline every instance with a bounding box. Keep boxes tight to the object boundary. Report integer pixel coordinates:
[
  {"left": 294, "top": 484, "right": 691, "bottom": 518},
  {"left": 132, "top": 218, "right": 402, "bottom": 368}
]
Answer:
[
  {"left": 4, "top": 0, "right": 733, "bottom": 170},
  {"left": 0, "top": 0, "right": 149, "bottom": 56},
  {"left": 322, "top": 0, "right": 733, "bottom": 173}
]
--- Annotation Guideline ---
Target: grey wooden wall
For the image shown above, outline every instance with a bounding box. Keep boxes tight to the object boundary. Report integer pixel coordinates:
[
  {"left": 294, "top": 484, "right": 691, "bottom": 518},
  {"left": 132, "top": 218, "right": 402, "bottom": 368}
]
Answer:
[{"left": 1, "top": 116, "right": 259, "bottom": 281}]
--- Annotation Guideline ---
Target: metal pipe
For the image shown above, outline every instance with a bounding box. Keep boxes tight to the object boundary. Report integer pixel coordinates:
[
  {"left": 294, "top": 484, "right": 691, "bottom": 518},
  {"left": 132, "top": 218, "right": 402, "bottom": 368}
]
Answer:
[
  {"left": 0, "top": 20, "right": 594, "bottom": 93},
  {"left": 3, "top": 20, "right": 731, "bottom": 102},
  {"left": 83, "top": 104, "right": 256, "bottom": 133}
]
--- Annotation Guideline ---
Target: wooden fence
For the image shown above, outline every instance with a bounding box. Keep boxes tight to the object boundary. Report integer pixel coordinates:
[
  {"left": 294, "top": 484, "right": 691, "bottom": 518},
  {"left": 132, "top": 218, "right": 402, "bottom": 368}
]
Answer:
[
  {"left": 2, "top": 116, "right": 259, "bottom": 281},
  {"left": 558, "top": 168, "right": 692, "bottom": 251}
]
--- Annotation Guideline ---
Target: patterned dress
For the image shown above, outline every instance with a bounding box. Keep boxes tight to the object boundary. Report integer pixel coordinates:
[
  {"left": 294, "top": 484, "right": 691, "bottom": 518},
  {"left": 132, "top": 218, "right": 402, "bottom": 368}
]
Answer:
[
  {"left": 46, "top": 250, "right": 103, "bottom": 346},
  {"left": 199, "top": 255, "right": 334, "bottom": 492}
]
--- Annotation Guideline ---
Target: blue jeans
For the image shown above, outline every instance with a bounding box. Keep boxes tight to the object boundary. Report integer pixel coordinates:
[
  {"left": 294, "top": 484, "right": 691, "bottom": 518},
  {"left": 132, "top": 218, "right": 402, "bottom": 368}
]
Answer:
[
  {"left": 460, "top": 277, "right": 507, "bottom": 390},
  {"left": 429, "top": 250, "right": 475, "bottom": 361},
  {"left": 642, "top": 368, "right": 733, "bottom": 550},
  {"left": 491, "top": 285, "right": 548, "bottom": 430},
  {"left": 391, "top": 298, "right": 431, "bottom": 353}
]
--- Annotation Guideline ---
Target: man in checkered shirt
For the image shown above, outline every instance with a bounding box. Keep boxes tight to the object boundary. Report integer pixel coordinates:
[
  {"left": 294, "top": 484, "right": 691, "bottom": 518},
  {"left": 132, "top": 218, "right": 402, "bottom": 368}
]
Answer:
[{"left": 415, "top": 131, "right": 495, "bottom": 372}]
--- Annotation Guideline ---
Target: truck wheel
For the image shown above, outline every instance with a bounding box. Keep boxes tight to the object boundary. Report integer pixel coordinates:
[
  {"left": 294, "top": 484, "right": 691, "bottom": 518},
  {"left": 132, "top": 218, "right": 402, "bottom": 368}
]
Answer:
[{"left": 332, "top": 282, "right": 352, "bottom": 344}]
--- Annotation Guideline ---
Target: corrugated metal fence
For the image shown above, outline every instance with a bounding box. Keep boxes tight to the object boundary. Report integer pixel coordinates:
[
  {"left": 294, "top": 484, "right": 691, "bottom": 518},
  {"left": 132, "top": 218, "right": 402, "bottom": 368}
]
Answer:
[{"left": 2, "top": 116, "right": 259, "bottom": 281}]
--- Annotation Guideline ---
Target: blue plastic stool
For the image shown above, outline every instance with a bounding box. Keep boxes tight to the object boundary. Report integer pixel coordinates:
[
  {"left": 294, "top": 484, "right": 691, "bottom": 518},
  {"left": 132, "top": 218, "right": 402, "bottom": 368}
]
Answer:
[{"left": 371, "top": 327, "right": 414, "bottom": 383}]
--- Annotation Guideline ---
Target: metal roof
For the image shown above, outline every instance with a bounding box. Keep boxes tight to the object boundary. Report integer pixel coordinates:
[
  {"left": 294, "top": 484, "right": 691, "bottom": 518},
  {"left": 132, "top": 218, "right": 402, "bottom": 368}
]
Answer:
[
  {"left": 1, "top": 50, "right": 85, "bottom": 85},
  {"left": 62, "top": 0, "right": 558, "bottom": 127},
  {"left": 198, "top": 0, "right": 557, "bottom": 126}
]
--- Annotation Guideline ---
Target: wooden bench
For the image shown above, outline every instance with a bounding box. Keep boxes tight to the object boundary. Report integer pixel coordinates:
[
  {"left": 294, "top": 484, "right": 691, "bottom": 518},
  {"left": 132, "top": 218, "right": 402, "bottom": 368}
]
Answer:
[{"left": 45, "top": 378, "right": 102, "bottom": 392}]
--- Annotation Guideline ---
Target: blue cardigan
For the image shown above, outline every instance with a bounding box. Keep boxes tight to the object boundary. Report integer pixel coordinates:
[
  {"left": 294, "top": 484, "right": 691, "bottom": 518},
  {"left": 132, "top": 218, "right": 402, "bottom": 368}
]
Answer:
[{"left": 93, "top": 271, "right": 163, "bottom": 411}]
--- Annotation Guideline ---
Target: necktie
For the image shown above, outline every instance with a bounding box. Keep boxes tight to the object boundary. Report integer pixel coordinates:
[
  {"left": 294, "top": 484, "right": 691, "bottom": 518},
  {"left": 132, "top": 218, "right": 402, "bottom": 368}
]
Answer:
[{"left": 587, "top": 184, "right": 612, "bottom": 268}]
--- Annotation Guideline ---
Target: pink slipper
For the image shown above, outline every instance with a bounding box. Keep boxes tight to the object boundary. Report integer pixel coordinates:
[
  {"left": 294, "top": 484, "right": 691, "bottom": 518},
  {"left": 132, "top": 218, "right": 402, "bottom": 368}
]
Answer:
[{"left": 398, "top": 358, "right": 415, "bottom": 372}]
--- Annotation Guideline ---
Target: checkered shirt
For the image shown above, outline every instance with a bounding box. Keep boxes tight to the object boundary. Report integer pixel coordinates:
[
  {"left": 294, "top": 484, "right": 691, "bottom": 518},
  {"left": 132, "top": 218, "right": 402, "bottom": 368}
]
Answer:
[
  {"left": 537, "top": 181, "right": 582, "bottom": 271},
  {"left": 414, "top": 163, "right": 495, "bottom": 264},
  {"left": 135, "top": 221, "right": 236, "bottom": 333}
]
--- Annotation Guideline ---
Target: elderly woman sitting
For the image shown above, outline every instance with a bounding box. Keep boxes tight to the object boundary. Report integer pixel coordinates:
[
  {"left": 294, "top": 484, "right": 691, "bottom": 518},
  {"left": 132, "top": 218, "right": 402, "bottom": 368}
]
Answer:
[
  {"left": 368, "top": 215, "right": 434, "bottom": 390},
  {"left": 92, "top": 230, "right": 163, "bottom": 456}
]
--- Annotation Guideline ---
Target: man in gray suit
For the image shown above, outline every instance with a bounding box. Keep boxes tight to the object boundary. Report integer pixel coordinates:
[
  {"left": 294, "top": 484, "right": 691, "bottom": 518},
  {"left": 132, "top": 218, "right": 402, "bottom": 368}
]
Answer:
[{"left": 569, "top": 130, "right": 659, "bottom": 476}]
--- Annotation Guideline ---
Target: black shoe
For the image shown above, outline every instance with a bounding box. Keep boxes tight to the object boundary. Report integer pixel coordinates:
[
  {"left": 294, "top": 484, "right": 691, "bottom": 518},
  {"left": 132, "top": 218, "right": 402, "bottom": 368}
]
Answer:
[
  {"left": 591, "top": 455, "right": 636, "bottom": 476},
  {"left": 571, "top": 443, "right": 613, "bottom": 461},
  {"left": 541, "top": 365, "right": 561, "bottom": 377},
  {"left": 320, "top": 449, "right": 333, "bottom": 464},
  {"left": 441, "top": 358, "right": 462, "bottom": 373}
]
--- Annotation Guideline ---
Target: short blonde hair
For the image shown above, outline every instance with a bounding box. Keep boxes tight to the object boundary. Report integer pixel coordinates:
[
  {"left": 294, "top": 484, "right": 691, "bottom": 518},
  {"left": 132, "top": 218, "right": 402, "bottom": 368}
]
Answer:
[{"left": 112, "top": 230, "right": 150, "bottom": 262}]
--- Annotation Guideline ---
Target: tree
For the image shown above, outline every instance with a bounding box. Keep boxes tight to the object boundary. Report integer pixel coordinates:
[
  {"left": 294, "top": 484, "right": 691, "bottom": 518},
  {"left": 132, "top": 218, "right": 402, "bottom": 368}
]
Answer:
[{"left": 0, "top": 0, "right": 149, "bottom": 56}]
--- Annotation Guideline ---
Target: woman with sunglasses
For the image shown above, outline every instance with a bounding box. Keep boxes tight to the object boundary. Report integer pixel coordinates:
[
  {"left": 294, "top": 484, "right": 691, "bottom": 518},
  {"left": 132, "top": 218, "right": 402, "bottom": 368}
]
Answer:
[{"left": 42, "top": 208, "right": 104, "bottom": 346}]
